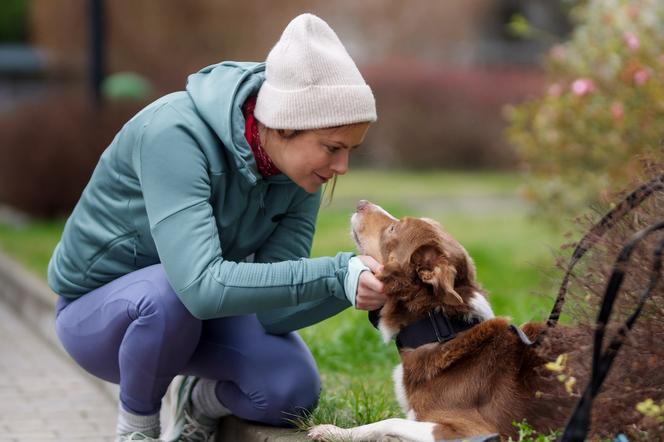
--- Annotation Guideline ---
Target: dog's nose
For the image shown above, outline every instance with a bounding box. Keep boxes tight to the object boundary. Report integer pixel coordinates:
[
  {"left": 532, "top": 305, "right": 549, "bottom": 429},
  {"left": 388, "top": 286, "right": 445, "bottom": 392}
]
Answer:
[{"left": 357, "top": 200, "right": 370, "bottom": 211}]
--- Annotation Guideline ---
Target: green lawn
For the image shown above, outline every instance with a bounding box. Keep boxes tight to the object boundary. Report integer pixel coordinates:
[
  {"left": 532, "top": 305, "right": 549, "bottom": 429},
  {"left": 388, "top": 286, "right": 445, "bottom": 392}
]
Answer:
[
  {"left": 0, "top": 218, "right": 65, "bottom": 279},
  {"left": 0, "top": 170, "right": 566, "bottom": 428}
]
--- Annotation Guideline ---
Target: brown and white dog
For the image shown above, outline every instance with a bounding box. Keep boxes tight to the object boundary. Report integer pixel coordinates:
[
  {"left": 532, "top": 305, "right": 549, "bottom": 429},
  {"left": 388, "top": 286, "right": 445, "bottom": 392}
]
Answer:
[{"left": 309, "top": 201, "right": 577, "bottom": 442}]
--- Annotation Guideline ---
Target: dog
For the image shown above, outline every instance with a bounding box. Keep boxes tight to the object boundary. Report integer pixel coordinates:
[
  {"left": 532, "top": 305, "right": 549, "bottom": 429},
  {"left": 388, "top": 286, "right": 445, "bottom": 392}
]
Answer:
[{"left": 308, "top": 200, "right": 579, "bottom": 442}]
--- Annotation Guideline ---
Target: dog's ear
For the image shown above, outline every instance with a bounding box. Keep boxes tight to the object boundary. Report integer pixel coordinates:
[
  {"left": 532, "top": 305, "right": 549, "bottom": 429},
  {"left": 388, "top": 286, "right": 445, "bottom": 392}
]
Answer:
[{"left": 411, "top": 244, "right": 463, "bottom": 305}]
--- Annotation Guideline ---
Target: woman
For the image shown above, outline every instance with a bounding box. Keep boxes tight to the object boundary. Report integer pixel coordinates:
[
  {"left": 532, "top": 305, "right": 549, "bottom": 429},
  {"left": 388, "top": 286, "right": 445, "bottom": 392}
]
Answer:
[{"left": 47, "top": 13, "right": 384, "bottom": 442}]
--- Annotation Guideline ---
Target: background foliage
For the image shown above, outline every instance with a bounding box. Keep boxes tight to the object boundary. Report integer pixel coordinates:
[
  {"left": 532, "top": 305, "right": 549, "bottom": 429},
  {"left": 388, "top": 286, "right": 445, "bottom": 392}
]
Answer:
[
  {"left": 0, "top": 0, "right": 28, "bottom": 43},
  {"left": 507, "top": 0, "right": 664, "bottom": 223}
]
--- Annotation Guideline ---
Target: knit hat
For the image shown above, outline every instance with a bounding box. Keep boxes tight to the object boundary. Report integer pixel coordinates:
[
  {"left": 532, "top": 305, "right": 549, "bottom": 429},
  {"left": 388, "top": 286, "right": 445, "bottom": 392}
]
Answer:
[{"left": 254, "top": 13, "right": 377, "bottom": 130}]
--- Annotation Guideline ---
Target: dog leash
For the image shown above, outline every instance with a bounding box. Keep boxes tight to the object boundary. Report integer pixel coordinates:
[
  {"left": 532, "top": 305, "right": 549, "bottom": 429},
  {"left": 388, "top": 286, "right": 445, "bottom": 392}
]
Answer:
[
  {"left": 545, "top": 173, "right": 664, "bottom": 331},
  {"left": 561, "top": 221, "right": 664, "bottom": 441}
]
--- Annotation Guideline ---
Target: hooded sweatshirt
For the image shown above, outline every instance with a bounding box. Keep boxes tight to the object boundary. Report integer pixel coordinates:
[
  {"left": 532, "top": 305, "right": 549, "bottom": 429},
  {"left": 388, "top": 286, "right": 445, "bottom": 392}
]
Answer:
[{"left": 47, "top": 62, "right": 353, "bottom": 334}]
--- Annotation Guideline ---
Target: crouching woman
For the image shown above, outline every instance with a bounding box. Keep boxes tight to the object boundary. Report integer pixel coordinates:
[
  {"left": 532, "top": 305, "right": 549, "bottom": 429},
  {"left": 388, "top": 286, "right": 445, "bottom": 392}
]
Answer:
[{"left": 47, "top": 13, "right": 384, "bottom": 442}]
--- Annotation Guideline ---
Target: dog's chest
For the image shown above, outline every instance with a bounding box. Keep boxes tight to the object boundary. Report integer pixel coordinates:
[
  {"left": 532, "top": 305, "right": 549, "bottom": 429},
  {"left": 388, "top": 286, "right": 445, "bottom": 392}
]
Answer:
[{"left": 392, "top": 363, "right": 418, "bottom": 420}]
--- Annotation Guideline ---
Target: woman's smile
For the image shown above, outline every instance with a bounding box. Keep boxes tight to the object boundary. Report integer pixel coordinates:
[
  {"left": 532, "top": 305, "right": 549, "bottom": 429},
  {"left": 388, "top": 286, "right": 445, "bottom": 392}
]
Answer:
[{"left": 314, "top": 172, "right": 332, "bottom": 183}]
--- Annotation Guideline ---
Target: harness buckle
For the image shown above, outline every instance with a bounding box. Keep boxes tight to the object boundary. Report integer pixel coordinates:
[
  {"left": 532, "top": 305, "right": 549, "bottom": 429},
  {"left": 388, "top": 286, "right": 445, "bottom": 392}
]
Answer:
[{"left": 428, "top": 310, "right": 456, "bottom": 342}]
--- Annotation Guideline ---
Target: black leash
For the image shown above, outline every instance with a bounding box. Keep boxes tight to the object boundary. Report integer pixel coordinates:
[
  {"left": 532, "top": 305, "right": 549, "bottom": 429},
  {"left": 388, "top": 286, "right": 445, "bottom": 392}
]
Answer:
[
  {"left": 546, "top": 173, "right": 664, "bottom": 330},
  {"left": 561, "top": 221, "right": 664, "bottom": 441}
]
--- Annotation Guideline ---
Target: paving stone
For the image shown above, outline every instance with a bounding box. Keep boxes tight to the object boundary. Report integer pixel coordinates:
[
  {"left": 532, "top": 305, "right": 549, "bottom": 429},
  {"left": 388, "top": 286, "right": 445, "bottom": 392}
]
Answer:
[{"left": 0, "top": 301, "right": 117, "bottom": 440}]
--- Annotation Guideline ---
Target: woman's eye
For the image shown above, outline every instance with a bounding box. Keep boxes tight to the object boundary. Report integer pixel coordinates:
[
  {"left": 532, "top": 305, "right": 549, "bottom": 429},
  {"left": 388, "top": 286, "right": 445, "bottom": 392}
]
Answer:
[
  {"left": 324, "top": 144, "right": 340, "bottom": 153},
  {"left": 388, "top": 224, "right": 396, "bottom": 233}
]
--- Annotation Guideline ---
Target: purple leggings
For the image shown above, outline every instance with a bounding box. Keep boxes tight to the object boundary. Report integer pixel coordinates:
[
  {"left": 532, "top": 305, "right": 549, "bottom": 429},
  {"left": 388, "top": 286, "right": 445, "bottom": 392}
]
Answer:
[{"left": 54, "top": 264, "right": 320, "bottom": 426}]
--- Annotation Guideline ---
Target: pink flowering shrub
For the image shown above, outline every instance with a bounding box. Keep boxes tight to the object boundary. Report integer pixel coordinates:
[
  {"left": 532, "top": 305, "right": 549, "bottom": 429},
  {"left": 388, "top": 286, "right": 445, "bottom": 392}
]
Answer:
[{"left": 506, "top": 0, "right": 664, "bottom": 222}]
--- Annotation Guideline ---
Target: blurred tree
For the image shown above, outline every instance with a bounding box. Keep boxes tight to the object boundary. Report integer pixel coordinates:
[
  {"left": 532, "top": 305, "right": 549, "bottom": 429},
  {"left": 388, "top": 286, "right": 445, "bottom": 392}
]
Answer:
[
  {"left": 506, "top": 0, "right": 664, "bottom": 225},
  {"left": 0, "top": 0, "right": 29, "bottom": 43}
]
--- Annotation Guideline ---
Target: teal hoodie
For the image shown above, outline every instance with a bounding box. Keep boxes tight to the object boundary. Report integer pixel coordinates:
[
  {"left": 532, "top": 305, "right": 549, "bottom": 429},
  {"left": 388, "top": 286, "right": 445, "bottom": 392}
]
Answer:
[{"left": 47, "top": 61, "right": 353, "bottom": 333}]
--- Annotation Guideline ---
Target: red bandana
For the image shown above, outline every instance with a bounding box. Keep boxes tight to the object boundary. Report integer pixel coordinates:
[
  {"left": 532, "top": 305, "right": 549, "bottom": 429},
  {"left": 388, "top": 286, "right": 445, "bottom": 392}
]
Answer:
[{"left": 243, "top": 96, "right": 281, "bottom": 178}]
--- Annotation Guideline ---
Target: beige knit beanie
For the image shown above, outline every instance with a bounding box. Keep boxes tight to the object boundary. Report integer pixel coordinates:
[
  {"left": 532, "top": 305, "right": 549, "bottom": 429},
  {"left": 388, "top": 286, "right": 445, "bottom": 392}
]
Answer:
[{"left": 254, "top": 13, "right": 377, "bottom": 130}]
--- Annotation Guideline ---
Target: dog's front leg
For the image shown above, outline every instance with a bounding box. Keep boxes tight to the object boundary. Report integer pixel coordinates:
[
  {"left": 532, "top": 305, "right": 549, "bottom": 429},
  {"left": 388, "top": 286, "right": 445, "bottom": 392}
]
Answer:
[{"left": 308, "top": 418, "right": 439, "bottom": 442}]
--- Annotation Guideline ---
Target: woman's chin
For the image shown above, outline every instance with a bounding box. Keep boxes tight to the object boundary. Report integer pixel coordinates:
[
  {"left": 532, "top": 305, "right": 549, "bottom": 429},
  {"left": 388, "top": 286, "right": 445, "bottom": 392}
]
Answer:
[
  {"left": 300, "top": 177, "right": 324, "bottom": 194},
  {"left": 296, "top": 181, "right": 321, "bottom": 194}
]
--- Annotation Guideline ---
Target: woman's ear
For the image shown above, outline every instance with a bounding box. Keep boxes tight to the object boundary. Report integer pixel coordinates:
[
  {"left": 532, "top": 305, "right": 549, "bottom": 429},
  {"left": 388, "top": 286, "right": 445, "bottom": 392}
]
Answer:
[{"left": 412, "top": 245, "right": 464, "bottom": 305}]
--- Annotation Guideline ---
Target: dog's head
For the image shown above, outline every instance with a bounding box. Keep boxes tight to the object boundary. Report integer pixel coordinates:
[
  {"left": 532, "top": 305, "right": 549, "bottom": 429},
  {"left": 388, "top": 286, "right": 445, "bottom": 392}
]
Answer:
[{"left": 351, "top": 200, "right": 493, "bottom": 334}]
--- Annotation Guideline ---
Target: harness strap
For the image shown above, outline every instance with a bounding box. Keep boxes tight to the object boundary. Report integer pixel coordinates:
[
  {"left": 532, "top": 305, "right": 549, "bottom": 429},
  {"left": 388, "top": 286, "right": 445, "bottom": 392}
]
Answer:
[
  {"left": 509, "top": 324, "right": 534, "bottom": 346},
  {"left": 561, "top": 222, "right": 664, "bottom": 441},
  {"left": 395, "top": 311, "right": 480, "bottom": 349}
]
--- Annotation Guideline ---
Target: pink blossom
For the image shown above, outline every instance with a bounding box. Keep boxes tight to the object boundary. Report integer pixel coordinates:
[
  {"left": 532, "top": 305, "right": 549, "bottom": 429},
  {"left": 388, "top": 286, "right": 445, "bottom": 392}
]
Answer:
[
  {"left": 623, "top": 32, "right": 640, "bottom": 51},
  {"left": 547, "top": 83, "right": 562, "bottom": 97},
  {"left": 610, "top": 102, "right": 624, "bottom": 121},
  {"left": 571, "top": 78, "right": 595, "bottom": 96},
  {"left": 634, "top": 69, "right": 651, "bottom": 86}
]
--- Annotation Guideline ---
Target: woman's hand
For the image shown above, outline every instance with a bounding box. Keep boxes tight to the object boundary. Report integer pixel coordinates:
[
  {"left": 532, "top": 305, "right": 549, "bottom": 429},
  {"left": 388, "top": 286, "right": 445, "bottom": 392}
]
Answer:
[{"left": 354, "top": 255, "right": 386, "bottom": 311}]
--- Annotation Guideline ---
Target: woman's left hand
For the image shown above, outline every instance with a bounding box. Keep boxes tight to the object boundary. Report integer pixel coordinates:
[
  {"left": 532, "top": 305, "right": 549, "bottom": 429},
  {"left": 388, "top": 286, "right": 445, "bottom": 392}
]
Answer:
[{"left": 354, "top": 255, "right": 386, "bottom": 311}]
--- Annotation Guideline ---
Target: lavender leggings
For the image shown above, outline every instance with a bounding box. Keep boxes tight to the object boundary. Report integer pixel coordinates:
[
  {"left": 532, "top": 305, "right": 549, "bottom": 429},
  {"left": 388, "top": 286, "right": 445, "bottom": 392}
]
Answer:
[{"left": 54, "top": 264, "right": 320, "bottom": 426}]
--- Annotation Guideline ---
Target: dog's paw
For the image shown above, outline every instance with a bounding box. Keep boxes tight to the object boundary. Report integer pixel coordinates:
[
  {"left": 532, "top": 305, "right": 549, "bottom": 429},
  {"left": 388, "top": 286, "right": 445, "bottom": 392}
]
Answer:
[{"left": 308, "top": 424, "right": 348, "bottom": 441}]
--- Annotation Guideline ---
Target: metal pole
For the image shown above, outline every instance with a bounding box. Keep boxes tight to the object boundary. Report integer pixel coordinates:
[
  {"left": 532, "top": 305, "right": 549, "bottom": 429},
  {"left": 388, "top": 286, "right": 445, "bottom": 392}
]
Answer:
[{"left": 89, "top": 0, "right": 105, "bottom": 105}]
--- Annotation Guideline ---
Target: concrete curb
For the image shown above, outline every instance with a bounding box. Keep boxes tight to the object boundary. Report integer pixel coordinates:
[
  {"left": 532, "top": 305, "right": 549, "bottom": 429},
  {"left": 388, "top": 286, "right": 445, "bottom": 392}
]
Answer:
[
  {"left": 217, "top": 416, "right": 311, "bottom": 441},
  {"left": 0, "top": 249, "right": 307, "bottom": 441}
]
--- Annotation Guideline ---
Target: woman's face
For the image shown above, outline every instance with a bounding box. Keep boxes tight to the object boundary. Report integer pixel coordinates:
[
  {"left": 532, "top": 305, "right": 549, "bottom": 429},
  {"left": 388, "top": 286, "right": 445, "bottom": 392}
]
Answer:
[{"left": 262, "top": 122, "right": 370, "bottom": 193}]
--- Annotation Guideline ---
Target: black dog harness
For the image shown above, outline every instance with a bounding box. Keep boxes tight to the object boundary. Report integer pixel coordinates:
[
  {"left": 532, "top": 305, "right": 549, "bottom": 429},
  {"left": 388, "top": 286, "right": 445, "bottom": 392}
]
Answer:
[
  {"left": 368, "top": 309, "right": 534, "bottom": 349},
  {"left": 396, "top": 311, "right": 481, "bottom": 349},
  {"left": 369, "top": 309, "right": 480, "bottom": 350}
]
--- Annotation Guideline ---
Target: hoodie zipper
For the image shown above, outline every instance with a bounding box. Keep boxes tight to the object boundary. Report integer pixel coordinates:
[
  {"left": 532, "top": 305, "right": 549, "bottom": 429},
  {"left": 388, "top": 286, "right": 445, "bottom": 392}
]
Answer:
[
  {"left": 255, "top": 182, "right": 267, "bottom": 216},
  {"left": 259, "top": 187, "right": 266, "bottom": 215}
]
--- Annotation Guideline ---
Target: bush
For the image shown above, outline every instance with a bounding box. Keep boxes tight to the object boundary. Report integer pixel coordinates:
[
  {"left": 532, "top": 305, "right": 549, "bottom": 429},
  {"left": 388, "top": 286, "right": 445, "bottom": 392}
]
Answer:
[
  {"left": 0, "top": 90, "right": 147, "bottom": 217},
  {"left": 506, "top": 0, "right": 664, "bottom": 223},
  {"left": 540, "top": 165, "right": 664, "bottom": 439}
]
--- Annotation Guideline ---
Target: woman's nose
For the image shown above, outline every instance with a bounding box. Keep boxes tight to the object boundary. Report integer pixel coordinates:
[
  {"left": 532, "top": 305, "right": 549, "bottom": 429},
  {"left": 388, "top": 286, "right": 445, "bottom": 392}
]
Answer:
[{"left": 331, "top": 151, "right": 349, "bottom": 175}]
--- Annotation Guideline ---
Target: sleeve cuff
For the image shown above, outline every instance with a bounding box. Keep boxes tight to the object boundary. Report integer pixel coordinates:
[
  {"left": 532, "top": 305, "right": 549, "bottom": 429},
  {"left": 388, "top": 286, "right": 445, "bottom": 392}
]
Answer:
[{"left": 343, "top": 256, "right": 371, "bottom": 307}]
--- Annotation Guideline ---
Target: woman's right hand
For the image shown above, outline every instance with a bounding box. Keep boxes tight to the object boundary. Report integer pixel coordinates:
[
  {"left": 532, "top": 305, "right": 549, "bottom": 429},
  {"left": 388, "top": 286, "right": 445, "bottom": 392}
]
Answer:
[{"left": 354, "top": 255, "right": 385, "bottom": 311}]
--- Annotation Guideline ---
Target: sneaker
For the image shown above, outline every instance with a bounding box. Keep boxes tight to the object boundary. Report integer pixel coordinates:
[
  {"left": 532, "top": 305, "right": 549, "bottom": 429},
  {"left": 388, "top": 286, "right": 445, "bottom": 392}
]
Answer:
[
  {"left": 161, "top": 375, "right": 217, "bottom": 442},
  {"left": 116, "top": 431, "right": 162, "bottom": 441},
  {"left": 180, "top": 407, "right": 217, "bottom": 442}
]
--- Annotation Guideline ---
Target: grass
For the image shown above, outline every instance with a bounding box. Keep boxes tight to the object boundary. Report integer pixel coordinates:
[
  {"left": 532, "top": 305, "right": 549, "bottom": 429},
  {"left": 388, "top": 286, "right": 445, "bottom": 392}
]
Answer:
[
  {"left": 0, "top": 218, "right": 65, "bottom": 279},
  {"left": 0, "top": 169, "right": 567, "bottom": 428}
]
